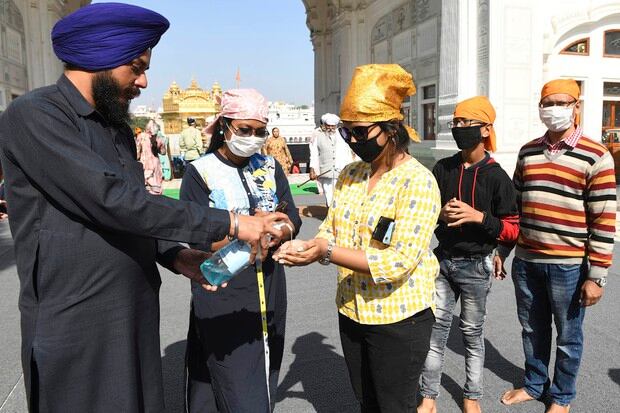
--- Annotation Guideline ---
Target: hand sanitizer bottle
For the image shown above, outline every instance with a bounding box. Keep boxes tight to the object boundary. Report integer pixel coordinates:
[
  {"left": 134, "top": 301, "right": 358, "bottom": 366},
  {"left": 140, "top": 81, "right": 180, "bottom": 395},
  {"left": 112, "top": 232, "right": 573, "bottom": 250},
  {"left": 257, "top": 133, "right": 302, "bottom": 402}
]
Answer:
[{"left": 200, "top": 240, "right": 251, "bottom": 286}]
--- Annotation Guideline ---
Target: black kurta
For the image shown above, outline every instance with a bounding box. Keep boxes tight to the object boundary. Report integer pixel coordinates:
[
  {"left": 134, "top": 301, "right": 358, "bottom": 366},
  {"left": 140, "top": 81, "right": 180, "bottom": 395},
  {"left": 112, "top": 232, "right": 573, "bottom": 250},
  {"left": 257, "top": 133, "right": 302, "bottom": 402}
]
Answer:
[{"left": 0, "top": 75, "right": 231, "bottom": 413}]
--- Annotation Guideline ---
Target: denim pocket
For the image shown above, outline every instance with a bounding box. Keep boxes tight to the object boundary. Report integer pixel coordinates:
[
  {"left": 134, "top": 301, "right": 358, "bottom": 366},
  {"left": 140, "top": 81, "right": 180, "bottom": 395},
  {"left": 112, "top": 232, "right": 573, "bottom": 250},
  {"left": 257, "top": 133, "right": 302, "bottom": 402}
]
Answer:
[{"left": 476, "top": 255, "right": 494, "bottom": 278}]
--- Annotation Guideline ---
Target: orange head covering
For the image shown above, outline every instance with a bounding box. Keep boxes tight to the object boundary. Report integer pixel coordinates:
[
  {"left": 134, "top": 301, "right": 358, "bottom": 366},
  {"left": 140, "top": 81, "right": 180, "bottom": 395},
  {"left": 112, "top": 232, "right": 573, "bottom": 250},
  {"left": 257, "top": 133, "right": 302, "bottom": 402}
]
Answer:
[
  {"left": 540, "top": 79, "right": 581, "bottom": 126},
  {"left": 134, "top": 127, "right": 142, "bottom": 135},
  {"left": 339, "top": 64, "right": 420, "bottom": 142},
  {"left": 453, "top": 96, "right": 497, "bottom": 152}
]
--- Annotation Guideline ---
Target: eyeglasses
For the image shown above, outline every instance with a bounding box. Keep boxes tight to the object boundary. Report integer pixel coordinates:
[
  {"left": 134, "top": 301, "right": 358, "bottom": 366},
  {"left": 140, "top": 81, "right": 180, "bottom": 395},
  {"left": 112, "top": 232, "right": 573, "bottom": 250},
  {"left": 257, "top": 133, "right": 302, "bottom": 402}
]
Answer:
[
  {"left": 338, "top": 123, "right": 381, "bottom": 142},
  {"left": 227, "top": 122, "right": 269, "bottom": 138},
  {"left": 539, "top": 100, "right": 577, "bottom": 109},
  {"left": 447, "top": 119, "right": 487, "bottom": 128}
]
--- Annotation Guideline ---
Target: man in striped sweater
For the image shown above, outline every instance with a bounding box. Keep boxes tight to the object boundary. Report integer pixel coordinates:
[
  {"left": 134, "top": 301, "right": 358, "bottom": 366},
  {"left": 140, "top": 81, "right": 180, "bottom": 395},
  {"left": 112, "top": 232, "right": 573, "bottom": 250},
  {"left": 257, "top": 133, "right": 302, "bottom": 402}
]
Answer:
[{"left": 501, "top": 79, "right": 616, "bottom": 413}]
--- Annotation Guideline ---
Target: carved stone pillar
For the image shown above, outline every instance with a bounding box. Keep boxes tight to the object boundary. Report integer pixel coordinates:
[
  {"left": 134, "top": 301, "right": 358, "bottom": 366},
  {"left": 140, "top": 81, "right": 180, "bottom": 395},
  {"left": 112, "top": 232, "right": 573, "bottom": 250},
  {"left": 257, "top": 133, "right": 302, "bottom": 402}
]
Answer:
[
  {"left": 487, "top": 0, "right": 536, "bottom": 174},
  {"left": 25, "top": 0, "right": 45, "bottom": 89},
  {"left": 432, "top": 0, "right": 460, "bottom": 159},
  {"left": 45, "top": 0, "right": 64, "bottom": 85}
]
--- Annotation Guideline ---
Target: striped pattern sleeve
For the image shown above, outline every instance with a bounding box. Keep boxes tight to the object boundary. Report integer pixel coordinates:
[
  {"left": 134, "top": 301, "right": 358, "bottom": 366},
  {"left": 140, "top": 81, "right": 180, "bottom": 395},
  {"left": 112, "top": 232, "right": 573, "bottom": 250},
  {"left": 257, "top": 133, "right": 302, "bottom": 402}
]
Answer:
[
  {"left": 584, "top": 143, "right": 616, "bottom": 277},
  {"left": 513, "top": 136, "right": 616, "bottom": 276}
]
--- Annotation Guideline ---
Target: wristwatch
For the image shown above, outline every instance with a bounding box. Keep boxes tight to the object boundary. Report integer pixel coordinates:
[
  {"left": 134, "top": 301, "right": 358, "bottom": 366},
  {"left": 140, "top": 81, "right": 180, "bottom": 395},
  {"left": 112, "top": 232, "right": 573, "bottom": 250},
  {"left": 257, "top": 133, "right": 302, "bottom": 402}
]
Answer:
[
  {"left": 590, "top": 277, "right": 607, "bottom": 288},
  {"left": 319, "top": 240, "right": 334, "bottom": 265}
]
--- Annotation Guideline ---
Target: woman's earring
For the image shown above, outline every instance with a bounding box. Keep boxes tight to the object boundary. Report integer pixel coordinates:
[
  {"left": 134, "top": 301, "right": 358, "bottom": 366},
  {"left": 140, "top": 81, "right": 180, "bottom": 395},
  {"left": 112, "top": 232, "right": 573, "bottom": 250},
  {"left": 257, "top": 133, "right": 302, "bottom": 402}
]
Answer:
[{"left": 219, "top": 130, "right": 224, "bottom": 135}]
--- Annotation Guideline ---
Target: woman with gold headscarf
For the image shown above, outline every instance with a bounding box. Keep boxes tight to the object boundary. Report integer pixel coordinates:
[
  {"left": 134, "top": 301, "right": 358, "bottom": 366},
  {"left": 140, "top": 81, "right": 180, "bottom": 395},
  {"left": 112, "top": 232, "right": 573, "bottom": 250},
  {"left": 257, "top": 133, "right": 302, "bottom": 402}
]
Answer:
[{"left": 274, "top": 64, "right": 441, "bottom": 412}]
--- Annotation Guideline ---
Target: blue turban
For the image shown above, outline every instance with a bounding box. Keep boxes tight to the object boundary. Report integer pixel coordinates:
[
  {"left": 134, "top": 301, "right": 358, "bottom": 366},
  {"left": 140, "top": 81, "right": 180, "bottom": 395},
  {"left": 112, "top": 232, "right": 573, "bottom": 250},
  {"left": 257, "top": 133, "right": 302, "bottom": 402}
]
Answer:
[{"left": 52, "top": 2, "right": 169, "bottom": 71}]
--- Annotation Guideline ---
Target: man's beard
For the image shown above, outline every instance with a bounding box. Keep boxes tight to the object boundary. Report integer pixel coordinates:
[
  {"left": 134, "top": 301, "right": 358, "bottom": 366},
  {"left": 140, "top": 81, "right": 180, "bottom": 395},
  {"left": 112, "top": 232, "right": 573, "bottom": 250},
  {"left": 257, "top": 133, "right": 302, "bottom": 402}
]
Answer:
[{"left": 92, "top": 71, "right": 139, "bottom": 127}]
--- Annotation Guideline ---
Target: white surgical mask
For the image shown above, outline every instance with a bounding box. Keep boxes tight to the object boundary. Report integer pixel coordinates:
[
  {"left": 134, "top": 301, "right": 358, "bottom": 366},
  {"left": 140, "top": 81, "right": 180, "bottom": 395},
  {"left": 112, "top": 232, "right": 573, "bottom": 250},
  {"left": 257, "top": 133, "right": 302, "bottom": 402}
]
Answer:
[
  {"left": 225, "top": 133, "right": 267, "bottom": 158},
  {"left": 538, "top": 105, "right": 575, "bottom": 132}
]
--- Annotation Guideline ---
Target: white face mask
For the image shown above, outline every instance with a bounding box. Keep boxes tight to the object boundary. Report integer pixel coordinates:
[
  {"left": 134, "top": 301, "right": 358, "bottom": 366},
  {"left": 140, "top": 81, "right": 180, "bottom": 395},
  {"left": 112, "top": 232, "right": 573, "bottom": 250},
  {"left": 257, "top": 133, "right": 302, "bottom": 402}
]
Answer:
[
  {"left": 539, "top": 105, "right": 575, "bottom": 132},
  {"left": 225, "top": 133, "right": 267, "bottom": 158}
]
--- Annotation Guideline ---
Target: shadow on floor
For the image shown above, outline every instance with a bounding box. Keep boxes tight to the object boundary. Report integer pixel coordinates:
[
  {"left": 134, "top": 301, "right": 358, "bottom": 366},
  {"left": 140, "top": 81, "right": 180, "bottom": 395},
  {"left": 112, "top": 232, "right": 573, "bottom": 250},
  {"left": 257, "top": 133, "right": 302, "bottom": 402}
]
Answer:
[
  {"left": 298, "top": 205, "right": 328, "bottom": 220},
  {"left": 434, "top": 315, "right": 525, "bottom": 405},
  {"left": 277, "top": 332, "right": 358, "bottom": 412},
  {"left": 609, "top": 368, "right": 620, "bottom": 387},
  {"left": 162, "top": 340, "right": 187, "bottom": 413}
]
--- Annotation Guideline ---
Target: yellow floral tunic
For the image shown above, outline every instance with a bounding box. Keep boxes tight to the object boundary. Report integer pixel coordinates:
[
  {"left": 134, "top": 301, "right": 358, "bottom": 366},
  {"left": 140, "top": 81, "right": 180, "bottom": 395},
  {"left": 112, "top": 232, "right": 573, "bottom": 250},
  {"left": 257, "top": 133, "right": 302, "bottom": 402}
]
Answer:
[
  {"left": 317, "top": 158, "right": 440, "bottom": 325},
  {"left": 263, "top": 136, "right": 293, "bottom": 174}
]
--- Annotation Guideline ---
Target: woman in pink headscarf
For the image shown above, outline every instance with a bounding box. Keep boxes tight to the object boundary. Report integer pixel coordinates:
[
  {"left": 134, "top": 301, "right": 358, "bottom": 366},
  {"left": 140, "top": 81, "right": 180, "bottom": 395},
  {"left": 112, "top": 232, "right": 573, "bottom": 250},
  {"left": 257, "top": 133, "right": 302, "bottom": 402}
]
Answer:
[
  {"left": 136, "top": 119, "right": 166, "bottom": 194},
  {"left": 181, "top": 89, "right": 302, "bottom": 413}
]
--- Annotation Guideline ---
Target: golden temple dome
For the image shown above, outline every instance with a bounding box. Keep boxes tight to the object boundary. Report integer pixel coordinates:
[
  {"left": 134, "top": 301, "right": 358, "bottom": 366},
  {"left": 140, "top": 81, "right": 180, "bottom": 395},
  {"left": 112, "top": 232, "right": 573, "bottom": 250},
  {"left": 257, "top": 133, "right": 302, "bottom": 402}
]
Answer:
[{"left": 161, "top": 79, "right": 221, "bottom": 135}]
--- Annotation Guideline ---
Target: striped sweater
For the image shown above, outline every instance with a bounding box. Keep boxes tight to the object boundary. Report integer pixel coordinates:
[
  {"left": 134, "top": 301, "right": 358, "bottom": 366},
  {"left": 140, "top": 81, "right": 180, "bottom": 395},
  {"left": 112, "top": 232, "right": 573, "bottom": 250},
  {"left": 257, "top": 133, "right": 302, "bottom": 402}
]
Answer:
[{"left": 513, "top": 133, "right": 616, "bottom": 278}]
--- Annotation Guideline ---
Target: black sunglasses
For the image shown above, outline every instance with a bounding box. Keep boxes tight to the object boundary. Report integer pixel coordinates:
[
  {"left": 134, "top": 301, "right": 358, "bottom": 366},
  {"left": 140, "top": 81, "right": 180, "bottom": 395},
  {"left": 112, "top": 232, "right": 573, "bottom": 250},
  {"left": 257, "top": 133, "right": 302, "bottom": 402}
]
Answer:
[
  {"left": 338, "top": 123, "right": 381, "bottom": 142},
  {"left": 227, "top": 122, "right": 269, "bottom": 138}
]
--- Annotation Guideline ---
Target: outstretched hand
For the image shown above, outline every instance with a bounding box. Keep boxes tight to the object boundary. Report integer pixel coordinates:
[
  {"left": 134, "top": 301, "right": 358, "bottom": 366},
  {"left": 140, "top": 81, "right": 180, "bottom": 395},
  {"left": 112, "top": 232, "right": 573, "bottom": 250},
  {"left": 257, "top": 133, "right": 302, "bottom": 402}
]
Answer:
[
  {"left": 254, "top": 209, "right": 294, "bottom": 247},
  {"left": 273, "top": 238, "right": 327, "bottom": 266},
  {"left": 173, "top": 248, "right": 227, "bottom": 291},
  {"left": 236, "top": 212, "right": 288, "bottom": 262}
]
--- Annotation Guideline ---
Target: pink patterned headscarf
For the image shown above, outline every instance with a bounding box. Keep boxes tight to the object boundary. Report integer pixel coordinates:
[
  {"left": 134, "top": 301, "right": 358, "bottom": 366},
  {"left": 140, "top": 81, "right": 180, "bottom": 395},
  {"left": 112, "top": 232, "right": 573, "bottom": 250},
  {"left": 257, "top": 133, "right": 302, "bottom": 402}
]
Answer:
[{"left": 205, "top": 88, "right": 269, "bottom": 133}]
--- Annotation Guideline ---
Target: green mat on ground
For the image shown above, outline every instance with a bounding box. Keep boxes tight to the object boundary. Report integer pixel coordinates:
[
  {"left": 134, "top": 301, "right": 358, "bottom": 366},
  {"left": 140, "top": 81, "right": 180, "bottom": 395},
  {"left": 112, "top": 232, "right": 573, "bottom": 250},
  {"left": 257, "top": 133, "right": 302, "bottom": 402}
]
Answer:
[
  {"left": 289, "top": 182, "right": 319, "bottom": 196},
  {"left": 163, "top": 188, "right": 180, "bottom": 199},
  {"left": 163, "top": 183, "right": 318, "bottom": 200}
]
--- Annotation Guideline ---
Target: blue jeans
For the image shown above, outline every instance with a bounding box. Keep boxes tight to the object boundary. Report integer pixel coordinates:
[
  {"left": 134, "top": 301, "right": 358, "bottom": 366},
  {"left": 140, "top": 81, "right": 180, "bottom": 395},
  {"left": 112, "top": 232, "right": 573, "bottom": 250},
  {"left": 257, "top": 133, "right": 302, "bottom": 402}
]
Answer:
[
  {"left": 511, "top": 257, "right": 587, "bottom": 406},
  {"left": 420, "top": 253, "right": 493, "bottom": 400}
]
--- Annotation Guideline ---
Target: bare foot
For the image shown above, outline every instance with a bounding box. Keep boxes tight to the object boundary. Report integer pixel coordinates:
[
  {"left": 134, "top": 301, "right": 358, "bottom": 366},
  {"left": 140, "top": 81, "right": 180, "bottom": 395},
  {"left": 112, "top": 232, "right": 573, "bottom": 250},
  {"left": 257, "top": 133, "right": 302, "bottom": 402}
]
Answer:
[
  {"left": 417, "top": 397, "right": 437, "bottom": 413},
  {"left": 500, "top": 388, "right": 534, "bottom": 405},
  {"left": 463, "top": 398, "right": 481, "bottom": 413},
  {"left": 546, "top": 403, "right": 570, "bottom": 413}
]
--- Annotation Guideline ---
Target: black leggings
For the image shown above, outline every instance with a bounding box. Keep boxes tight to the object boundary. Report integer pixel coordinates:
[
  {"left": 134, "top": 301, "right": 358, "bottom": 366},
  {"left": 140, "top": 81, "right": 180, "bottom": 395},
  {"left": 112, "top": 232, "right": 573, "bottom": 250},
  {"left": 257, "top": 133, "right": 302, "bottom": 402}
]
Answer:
[{"left": 339, "top": 308, "right": 435, "bottom": 413}]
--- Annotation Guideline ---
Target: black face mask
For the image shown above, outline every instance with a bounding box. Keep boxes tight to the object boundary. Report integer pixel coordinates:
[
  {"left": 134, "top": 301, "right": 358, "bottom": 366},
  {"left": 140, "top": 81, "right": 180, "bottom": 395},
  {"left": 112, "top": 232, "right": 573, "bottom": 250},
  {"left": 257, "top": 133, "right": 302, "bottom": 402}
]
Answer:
[
  {"left": 451, "top": 126, "right": 483, "bottom": 150},
  {"left": 347, "top": 136, "right": 386, "bottom": 163}
]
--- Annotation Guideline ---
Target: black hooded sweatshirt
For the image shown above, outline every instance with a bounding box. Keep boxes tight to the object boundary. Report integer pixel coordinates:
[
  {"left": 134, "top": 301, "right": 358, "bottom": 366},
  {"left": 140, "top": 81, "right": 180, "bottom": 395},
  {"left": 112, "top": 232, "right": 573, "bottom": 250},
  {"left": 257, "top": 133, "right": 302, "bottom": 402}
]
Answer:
[{"left": 432, "top": 152, "right": 519, "bottom": 257}]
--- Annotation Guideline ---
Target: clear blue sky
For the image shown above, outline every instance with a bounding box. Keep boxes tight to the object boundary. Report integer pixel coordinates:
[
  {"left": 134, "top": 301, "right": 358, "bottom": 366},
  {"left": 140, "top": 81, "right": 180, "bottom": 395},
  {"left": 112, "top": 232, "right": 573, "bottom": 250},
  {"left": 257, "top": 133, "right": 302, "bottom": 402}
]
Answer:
[{"left": 91, "top": 0, "right": 314, "bottom": 108}]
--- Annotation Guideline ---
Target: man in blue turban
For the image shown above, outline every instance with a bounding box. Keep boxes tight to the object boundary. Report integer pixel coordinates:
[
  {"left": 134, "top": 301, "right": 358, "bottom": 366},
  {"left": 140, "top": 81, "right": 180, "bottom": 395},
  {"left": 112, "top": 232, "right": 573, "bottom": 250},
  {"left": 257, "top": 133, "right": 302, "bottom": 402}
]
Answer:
[
  {"left": 52, "top": 3, "right": 169, "bottom": 72},
  {"left": 51, "top": 2, "right": 170, "bottom": 126},
  {"left": 0, "top": 3, "right": 285, "bottom": 412}
]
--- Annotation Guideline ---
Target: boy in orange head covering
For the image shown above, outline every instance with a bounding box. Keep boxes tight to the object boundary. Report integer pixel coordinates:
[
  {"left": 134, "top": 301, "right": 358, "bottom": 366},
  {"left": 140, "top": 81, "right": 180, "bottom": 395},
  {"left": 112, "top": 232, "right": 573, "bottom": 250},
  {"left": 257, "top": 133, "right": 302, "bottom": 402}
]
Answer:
[
  {"left": 419, "top": 96, "right": 519, "bottom": 413},
  {"left": 452, "top": 96, "right": 497, "bottom": 152},
  {"left": 500, "top": 78, "right": 616, "bottom": 413}
]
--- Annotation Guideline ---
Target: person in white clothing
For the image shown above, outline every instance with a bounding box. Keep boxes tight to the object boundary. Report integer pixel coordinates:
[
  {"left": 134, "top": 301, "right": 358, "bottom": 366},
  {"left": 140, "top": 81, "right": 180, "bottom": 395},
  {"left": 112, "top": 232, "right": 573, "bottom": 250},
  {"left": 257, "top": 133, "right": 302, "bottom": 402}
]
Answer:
[{"left": 309, "top": 113, "right": 357, "bottom": 206}]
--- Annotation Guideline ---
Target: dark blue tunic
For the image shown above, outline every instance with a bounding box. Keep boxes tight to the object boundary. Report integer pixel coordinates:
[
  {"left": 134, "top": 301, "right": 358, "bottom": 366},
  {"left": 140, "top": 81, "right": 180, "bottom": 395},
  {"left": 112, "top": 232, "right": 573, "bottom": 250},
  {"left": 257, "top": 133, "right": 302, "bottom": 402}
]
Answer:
[
  {"left": 180, "top": 154, "right": 301, "bottom": 413},
  {"left": 0, "top": 75, "right": 230, "bottom": 412}
]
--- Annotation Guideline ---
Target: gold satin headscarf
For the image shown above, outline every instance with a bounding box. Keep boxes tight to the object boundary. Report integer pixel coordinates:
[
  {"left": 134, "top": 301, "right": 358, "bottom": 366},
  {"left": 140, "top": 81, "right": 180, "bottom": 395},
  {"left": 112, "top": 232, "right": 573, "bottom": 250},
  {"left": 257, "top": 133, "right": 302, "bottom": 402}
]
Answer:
[
  {"left": 339, "top": 64, "right": 420, "bottom": 142},
  {"left": 540, "top": 79, "right": 581, "bottom": 126},
  {"left": 453, "top": 96, "right": 497, "bottom": 152}
]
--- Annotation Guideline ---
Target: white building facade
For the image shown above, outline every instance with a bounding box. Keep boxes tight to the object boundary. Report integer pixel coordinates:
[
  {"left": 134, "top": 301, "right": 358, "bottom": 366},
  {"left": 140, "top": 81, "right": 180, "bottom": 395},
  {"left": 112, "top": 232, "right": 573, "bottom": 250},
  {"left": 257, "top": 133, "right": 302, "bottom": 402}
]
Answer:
[
  {"left": 267, "top": 102, "right": 316, "bottom": 143},
  {"left": 0, "top": 0, "right": 89, "bottom": 112},
  {"left": 267, "top": 102, "right": 316, "bottom": 171},
  {"left": 303, "top": 0, "right": 620, "bottom": 173}
]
